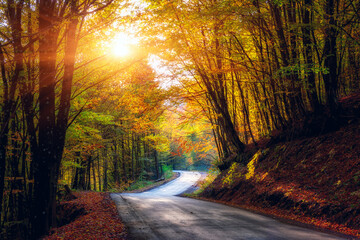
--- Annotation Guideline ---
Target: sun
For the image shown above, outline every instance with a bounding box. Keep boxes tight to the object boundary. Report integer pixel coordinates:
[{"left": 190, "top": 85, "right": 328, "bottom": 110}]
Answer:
[
  {"left": 113, "top": 39, "right": 131, "bottom": 57},
  {"left": 111, "top": 32, "right": 137, "bottom": 57}
]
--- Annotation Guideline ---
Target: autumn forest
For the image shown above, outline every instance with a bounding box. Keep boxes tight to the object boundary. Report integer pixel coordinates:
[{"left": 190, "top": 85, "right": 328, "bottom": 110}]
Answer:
[{"left": 1, "top": 0, "right": 360, "bottom": 239}]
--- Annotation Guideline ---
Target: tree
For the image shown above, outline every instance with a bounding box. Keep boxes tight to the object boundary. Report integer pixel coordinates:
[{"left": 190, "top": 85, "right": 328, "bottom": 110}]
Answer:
[
  {"left": 0, "top": 0, "right": 117, "bottom": 238},
  {"left": 142, "top": 0, "right": 360, "bottom": 168}
]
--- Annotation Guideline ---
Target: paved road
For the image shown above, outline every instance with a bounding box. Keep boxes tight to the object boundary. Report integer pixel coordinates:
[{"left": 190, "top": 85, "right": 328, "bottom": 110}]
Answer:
[{"left": 111, "top": 171, "right": 346, "bottom": 240}]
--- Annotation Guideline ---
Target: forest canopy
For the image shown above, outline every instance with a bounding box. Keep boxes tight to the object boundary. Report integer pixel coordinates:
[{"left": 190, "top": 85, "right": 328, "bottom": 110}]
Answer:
[{"left": 0, "top": 0, "right": 359, "bottom": 239}]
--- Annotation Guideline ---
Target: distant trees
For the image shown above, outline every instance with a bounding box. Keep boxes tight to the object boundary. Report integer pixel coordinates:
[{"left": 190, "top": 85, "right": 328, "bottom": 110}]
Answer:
[
  {"left": 59, "top": 61, "right": 171, "bottom": 191},
  {"left": 1, "top": 0, "right": 359, "bottom": 238},
  {"left": 145, "top": 0, "right": 360, "bottom": 165},
  {"left": 58, "top": 59, "right": 216, "bottom": 191}
]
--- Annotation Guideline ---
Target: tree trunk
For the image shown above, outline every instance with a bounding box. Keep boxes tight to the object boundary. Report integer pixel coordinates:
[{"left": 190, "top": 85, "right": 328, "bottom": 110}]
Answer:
[
  {"left": 302, "top": 0, "right": 320, "bottom": 112},
  {"left": 121, "top": 136, "right": 128, "bottom": 183},
  {"left": 97, "top": 154, "right": 102, "bottom": 191},
  {"left": 0, "top": 0, "right": 24, "bottom": 222},
  {"left": 92, "top": 157, "right": 97, "bottom": 191},
  {"left": 323, "top": 0, "right": 339, "bottom": 115},
  {"left": 31, "top": 0, "right": 79, "bottom": 236},
  {"left": 112, "top": 142, "right": 120, "bottom": 185},
  {"left": 154, "top": 149, "right": 159, "bottom": 179},
  {"left": 103, "top": 148, "right": 108, "bottom": 191},
  {"left": 31, "top": 0, "right": 59, "bottom": 236}
]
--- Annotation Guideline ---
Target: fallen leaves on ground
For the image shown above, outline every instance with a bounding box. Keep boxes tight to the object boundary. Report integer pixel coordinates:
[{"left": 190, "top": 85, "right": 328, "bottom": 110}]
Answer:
[
  {"left": 44, "top": 192, "right": 128, "bottom": 240},
  {"left": 199, "top": 95, "right": 360, "bottom": 238}
]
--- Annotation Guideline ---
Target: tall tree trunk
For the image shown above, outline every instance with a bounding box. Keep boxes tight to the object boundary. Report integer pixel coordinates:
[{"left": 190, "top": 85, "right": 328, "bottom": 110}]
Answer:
[
  {"left": 103, "top": 148, "right": 108, "bottom": 191},
  {"left": 0, "top": 0, "right": 23, "bottom": 222},
  {"left": 154, "top": 149, "right": 159, "bottom": 179},
  {"left": 32, "top": 0, "right": 59, "bottom": 235},
  {"left": 121, "top": 135, "right": 128, "bottom": 183},
  {"left": 0, "top": 46, "right": 9, "bottom": 222},
  {"left": 302, "top": 0, "right": 320, "bottom": 112},
  {"left": 92, "top": 157, "right": 97, "bottom": 191},
  {"left": 97, "top": 154, "right": 101, "bottom": 191},
  {"left": 112, "top": 141, "right": 120, "bottom": 184},
  {"left": 323, "top": 0, "right": 339, "bottom": 115},
  {"left": 31, "top": 0, "right": 80, "bottom": 236}
]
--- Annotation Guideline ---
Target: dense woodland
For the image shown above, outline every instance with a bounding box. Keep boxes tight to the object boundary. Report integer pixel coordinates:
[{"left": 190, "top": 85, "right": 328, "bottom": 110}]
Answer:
[{"left": 0, "top": 0, "right": 359, "bottom": 239}]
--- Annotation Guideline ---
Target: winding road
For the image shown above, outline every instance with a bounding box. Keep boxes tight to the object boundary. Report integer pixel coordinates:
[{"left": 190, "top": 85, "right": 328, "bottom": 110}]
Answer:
[{"left": 111, "top": 171, "right": 346, "bottom": 240}]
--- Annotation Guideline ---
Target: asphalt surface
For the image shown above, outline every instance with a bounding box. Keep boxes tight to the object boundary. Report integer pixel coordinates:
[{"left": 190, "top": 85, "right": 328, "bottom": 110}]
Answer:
[{"left": 111, "top": 171, "right": 347, "bottom": 240}]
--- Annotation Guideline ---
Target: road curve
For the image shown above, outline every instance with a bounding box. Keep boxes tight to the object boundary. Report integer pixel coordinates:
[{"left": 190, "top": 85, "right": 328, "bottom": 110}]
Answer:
[{"left": 111, "top": 171, "right": 346, "bottom": 240}]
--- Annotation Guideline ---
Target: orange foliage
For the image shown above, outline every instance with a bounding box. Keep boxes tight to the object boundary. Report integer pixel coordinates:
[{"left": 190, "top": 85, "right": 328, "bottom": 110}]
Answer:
[
  {"left": 45, "top": 192, "right": 128, "bottom": 240},
  {"left": 200, "top": 119, "right": 360, "bottom": 238}
]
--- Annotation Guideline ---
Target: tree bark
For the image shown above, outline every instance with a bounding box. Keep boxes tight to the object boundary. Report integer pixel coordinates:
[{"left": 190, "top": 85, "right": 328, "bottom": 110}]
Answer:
[
  {"left": 0, "top": 1, "right": 24, "bottom": 221},
  {"left": 302, "top": 0, "right": 320, "bottom": 112},
  {"left": 323, "top": 0, "right": 339, "bottom": 115},
  {"left": 31, "top": 0, "right": 80, "bottom": 237},
  {"left": 154, "top": 149, "right": 159, "bottom": 179}
]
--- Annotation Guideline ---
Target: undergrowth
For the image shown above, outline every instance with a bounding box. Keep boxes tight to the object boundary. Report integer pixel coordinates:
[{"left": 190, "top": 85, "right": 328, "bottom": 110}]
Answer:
[
  {"left": 121, "top": 165, "right": 175, "bottom": 192},
  {"left": 193, "top": 168, "right": 219, "bottom": 195}
]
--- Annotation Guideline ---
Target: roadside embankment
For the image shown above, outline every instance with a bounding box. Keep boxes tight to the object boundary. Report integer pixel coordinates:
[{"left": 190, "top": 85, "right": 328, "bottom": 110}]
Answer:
[
  {"left": 44, "top": 192, "right": 128, "bottom": 240},
  {"left": 199, "top": 95, "right": 360, "bottom": 238}
]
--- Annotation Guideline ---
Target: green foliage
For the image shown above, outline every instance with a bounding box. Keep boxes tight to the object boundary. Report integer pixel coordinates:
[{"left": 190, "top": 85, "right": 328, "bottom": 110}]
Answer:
[
  {"left": 353, "top": 171, "right": 360, "bottom": 184},
  {"left": 125, "top": 166, "right": 175, "bottom": 191},
  {"left": 194, "top": 168, "right": 219, "bottom": 195},
  {"left": 78, "top": 111, "right": 115, "bottom": 126},
  {"left": 125, "top": 180, "right": 153, "bottom": 191},
  {"left": 222, "top": 162, "right": 241, "bottom": 187},
  {"left": 272, "top": 0, "right": 285, "bottom": 7},
  {"left": 61, "top": 160, "right": 84, "bottom": 169},
  {"left": 162, "top": 165, "right": 173, "bottom": 179},
  {"left": 245, "top": 150, "right": 262, "bottom": 180}
]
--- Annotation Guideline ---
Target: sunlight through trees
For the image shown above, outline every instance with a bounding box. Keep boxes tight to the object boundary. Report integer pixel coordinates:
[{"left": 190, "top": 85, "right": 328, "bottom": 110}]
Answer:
[{"left": 0, "top": 0, "right": 359, "bottom": 238}]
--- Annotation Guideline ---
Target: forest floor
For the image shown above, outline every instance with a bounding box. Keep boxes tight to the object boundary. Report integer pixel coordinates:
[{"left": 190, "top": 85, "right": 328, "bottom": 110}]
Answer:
[
  {"left": 44, "top": 192, "right": 128, "bottom": 240},
  {"left": 197, "top": 93, "right": 360, "bottom": 238},
  {"left": 44, "top": 173, "right": 178, "bottom": 239}
]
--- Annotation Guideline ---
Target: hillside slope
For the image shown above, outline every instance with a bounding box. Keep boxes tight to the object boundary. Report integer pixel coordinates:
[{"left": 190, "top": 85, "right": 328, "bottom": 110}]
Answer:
[{"left": 200, "top": 94, "right": 360, "bottom": 238}]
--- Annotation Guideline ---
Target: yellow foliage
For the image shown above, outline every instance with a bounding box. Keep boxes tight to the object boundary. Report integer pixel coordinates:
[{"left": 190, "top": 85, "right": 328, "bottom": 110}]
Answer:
[
  {"left": 245, "top": 150, "right": 262, "bottom": 180},
  {"left": 222, "top": 162, "right": 241, "bottom": 187},
  {"left": 336, "top": 180, "right": 341, "bottom": 186}
]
